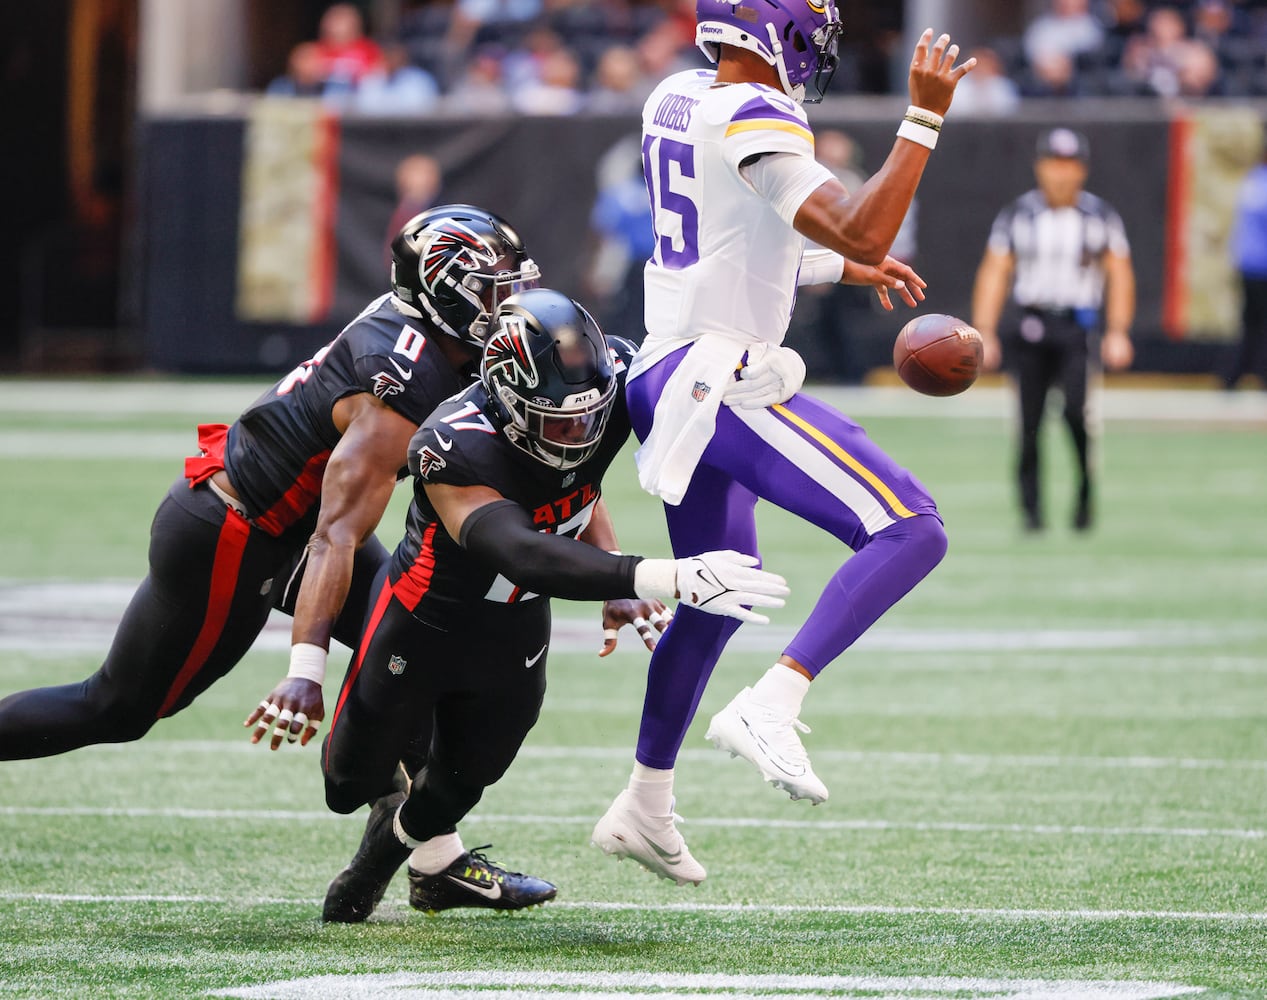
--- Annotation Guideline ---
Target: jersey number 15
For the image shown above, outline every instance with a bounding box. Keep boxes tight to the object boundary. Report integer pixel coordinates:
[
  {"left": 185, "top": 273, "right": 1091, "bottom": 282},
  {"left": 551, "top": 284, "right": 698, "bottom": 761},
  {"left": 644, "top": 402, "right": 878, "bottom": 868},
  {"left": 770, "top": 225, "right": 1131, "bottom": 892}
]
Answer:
[{"left": 643, "top": 135, "right": 700, "bottom": 270}]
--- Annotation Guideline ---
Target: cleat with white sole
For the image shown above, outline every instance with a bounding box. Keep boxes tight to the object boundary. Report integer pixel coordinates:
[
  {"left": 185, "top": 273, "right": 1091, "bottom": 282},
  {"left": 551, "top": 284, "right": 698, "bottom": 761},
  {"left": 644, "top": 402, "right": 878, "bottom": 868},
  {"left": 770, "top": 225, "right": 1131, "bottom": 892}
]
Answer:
[
  {"left": 705, "top": 686, "right": 829, "bottom": 804},
  {"left": 591, "top": 790, "right": 706, "bottom": 886}
]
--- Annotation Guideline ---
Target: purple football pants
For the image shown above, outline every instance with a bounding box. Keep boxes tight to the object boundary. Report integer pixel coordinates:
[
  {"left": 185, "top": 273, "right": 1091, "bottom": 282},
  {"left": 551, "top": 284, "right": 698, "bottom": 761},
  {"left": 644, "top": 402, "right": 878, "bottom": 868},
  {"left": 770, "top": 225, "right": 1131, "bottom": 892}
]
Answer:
[{"left": 625, "top": 346, "right": 948, "bottom": 770}]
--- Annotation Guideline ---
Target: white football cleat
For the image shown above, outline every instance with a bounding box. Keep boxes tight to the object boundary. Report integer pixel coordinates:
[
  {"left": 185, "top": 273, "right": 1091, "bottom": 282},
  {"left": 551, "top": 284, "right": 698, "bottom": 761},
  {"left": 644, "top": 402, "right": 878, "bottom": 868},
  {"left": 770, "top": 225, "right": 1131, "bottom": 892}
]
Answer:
[
  {"left": 591, "top": 790, "right": 706, "bottom": 886},
  {"left": 706, "top": 686, "right": 829, "bottom": 804}
]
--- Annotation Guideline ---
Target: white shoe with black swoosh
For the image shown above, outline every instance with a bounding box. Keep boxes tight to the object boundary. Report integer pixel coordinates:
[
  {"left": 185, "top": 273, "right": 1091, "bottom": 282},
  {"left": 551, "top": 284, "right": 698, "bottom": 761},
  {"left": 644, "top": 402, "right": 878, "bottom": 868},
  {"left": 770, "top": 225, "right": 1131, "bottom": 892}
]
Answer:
[
  {"left": 590, "top": 790, "right": 706, "bottom": 886},
  {"left": 705, "top": 686, "right": 829, "bottom": 804},
  {"left": 408, "top": 847, "right": 556, "bottom": 913}
]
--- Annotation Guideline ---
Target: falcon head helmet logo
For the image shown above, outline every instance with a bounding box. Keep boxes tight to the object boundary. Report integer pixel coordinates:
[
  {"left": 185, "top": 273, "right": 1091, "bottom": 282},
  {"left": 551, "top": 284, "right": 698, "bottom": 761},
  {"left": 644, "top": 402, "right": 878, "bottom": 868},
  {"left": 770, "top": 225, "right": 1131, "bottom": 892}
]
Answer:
[
  {"left": 482, "top": 313, "right": 540, "bottom": 391},
  {"left": 413, "top": 221, "right": 500, "bottom": 298}
]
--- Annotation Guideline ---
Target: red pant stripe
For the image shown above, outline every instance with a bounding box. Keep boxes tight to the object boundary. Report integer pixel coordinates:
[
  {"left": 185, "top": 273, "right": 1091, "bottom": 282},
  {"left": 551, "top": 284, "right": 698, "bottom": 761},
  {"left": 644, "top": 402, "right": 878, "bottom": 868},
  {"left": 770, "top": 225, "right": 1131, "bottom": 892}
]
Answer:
[{"left": 156, "top": 510, "right": 252, "bottom": 719}]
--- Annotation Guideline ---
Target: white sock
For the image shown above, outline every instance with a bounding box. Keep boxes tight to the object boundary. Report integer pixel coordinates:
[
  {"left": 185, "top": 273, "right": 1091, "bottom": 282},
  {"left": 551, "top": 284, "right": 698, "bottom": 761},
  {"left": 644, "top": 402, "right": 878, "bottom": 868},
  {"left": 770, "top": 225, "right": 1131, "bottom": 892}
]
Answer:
[
  {"left": 750, "top": 663, "right": 810, "bottom": 715},
  {"left": 407, "top": 830, "right": 465, "bottom": 875},
  {"left": 627, "top": 762, "right": 674, "bottom": 815}
]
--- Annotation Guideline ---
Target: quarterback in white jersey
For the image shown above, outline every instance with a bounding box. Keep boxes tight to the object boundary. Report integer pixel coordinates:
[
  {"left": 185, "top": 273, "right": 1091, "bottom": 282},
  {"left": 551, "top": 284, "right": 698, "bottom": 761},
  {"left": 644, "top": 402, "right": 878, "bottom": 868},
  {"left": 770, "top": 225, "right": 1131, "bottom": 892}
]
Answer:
[{"left": 591, "top": 0, "right": 976, "bottom": 888}]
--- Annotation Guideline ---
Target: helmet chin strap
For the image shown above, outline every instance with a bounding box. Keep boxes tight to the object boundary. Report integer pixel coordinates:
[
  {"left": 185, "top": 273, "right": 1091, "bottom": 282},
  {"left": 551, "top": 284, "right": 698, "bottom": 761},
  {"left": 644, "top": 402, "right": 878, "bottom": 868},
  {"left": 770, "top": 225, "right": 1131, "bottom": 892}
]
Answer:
[{"left": 764, "top": 23, "right": 805, "bottom": 103}]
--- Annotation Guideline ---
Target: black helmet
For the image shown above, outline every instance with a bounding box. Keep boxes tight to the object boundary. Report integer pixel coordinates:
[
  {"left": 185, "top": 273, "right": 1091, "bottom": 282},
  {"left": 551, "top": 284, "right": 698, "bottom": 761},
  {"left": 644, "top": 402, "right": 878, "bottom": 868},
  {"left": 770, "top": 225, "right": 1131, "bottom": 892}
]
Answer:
[
  {"left": 481, "top": 288, "right": 617, "bottom": 471},
  {"left": 390, "top": 204, "right": 541, "bottom": 346}
]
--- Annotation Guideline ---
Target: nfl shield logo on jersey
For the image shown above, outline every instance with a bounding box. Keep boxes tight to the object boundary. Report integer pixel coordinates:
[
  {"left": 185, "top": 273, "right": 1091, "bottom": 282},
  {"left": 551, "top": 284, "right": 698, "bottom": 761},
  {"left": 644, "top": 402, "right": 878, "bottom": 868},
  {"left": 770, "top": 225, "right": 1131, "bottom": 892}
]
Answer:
[
  {"left": 388, "top": 654, "right": 407, "bottom": 676},
  {"left": 691, "top": 380, "right": 711, "bottom": 402}
]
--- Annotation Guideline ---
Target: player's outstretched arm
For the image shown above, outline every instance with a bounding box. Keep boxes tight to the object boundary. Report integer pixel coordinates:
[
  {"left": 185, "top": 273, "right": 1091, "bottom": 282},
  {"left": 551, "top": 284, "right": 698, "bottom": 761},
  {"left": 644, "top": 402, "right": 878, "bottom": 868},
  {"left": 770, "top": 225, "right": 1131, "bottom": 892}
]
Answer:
[
  {"left": 430, "top": 485, "right": 788, "bottom": 625},
  {"left": 245, "top": 394, "right": 417, "bottom": 750},
  {"left": 793, "top": 29, "right": 974, "bottom": 265}
]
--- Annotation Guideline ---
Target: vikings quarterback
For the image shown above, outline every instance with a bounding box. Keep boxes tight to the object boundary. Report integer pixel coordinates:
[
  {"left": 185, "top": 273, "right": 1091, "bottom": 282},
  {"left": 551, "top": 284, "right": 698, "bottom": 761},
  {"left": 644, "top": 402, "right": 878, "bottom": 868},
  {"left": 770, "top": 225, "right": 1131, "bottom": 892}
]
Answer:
[{"left": 590, "top": 0, "right": 976, "bottom": 885}]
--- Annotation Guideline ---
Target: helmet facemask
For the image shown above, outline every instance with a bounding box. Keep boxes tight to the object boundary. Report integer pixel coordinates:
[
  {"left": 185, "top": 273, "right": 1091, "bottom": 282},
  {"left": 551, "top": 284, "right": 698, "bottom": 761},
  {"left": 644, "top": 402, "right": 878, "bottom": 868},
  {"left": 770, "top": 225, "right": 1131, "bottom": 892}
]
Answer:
[{"left": 481, "top": 290, "right": 617, "bottom": 471}]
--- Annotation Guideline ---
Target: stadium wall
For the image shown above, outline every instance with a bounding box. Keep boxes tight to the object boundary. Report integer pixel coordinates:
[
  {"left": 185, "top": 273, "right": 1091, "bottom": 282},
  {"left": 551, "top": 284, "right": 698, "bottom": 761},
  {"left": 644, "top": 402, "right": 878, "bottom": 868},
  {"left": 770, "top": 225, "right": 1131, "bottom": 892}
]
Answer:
[{"left": 137, "top": 102, "right": 1259, "bottom": 376}]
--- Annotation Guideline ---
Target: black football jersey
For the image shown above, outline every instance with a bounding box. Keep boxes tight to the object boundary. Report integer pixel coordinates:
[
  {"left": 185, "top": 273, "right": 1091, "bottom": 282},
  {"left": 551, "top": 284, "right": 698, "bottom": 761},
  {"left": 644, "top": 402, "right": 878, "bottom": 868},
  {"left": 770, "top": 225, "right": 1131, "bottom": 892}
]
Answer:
[
  {"left": 388, "top": 337, "right": 636, "bottom": 624},
  {"left": 223, "top": 294, "right": 476, "bottom": 535}
]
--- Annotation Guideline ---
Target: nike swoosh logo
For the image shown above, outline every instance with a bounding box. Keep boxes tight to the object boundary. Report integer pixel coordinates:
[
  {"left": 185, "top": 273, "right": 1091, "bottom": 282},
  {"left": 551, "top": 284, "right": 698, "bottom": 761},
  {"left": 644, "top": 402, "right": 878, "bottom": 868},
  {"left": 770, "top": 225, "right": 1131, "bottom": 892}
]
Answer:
[
  {"left": 434, "top": 431, "right": 453, "bottom": 451},
  {"left": 388, "top": 357, "right": 413, "bottom": 381},
  {"left": 525, "top": 644, "right": 547, "bottom": 669},
  {"left": 445, "top": 874, "right": 501, "bottom": 900},
  {"left": 612, "top": 829, "right": 681, "bottom": 865},
  {"left": 741, "top": 716, "right": 807, "bottom": 777}
]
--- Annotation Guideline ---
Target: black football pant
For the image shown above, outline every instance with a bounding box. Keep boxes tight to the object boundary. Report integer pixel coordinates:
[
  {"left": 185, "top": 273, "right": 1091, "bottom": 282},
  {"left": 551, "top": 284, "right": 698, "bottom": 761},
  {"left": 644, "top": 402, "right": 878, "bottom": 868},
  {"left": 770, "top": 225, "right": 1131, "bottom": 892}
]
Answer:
[
  {"left": 1228, "top": 275, "right": 1267, "bottom": 387},
  {"left": 0, "top": 479, "right": 386, "bottom": 759},
  {"left": 322, "top": 571, "right": 549, "bottom": 845},
  {"left": 1008, "top": 313, "right": 1094, "bottom": 525}
]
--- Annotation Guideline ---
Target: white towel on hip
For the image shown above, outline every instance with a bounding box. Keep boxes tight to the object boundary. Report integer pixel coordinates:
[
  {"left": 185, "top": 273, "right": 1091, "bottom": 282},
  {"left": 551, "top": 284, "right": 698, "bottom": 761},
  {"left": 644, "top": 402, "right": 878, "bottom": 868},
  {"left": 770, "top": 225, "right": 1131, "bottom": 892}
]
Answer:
[{"left": 633, "top": 334, "right": 750, "bottom": 505}]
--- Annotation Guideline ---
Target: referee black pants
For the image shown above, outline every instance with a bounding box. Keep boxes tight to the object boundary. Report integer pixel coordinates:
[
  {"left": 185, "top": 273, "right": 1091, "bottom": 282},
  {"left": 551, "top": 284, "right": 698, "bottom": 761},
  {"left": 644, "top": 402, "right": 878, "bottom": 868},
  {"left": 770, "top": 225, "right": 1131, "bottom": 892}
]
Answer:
[{"left": 1006, "top": 312, "right": 1095, "bottom": 527}]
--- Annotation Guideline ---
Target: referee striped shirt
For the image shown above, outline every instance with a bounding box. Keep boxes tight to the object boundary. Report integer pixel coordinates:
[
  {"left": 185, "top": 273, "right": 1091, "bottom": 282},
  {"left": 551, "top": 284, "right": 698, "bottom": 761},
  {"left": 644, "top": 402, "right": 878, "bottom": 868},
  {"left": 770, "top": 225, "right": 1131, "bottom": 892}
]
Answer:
[{"left": 987, "top": 189, "right": 1130, "bottom": 310}]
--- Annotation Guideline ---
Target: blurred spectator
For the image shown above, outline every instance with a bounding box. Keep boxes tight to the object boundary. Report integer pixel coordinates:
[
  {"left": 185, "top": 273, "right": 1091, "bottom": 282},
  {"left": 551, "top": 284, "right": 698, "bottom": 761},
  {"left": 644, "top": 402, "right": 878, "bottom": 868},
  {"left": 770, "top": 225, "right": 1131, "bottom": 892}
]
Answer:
[
  {"left": 511, "top": 45, "right": 584, "bottom": 114},
  {"left": 583, "top": 135, "right": 654, "bottom": 343},
  {"left": 1022, "top": 0, "right": 1106, "bottom": 64},
  {"left": 356, "top": 43, "right": 441, "bottom": 114},
  {"left": 383, "top": 154, "right": 443, "bottom": 271},
  {"left": 585, "top": 45, "right": 645, "bottom": 113},
  {"left": 503, "top": 25, "right": 569, "bottom": 91},
  {"left": 1102, "top": 0, "right": 1149, "bottom": 43},
  {"left": 446, "top": 0, "right": 544, "bottom": 57},
  {"left": 444, "top": 47, "right": 513, "bottom": 114},
  {"left": 315, "top": 3, "right": 385, "bottom": 86},
  {"left": 635, "top": 17, "right": 703, "bottom": 85},
  {"left": 1175, "top": 38, "right": 1224, "bottom": 96},
  {"left": 1227, "top": 134, "right": 1267, "bottom": 389},
  {"left": 1122, "top": 6, "right": 1190, "bottom": 98},
  {"left": 1022, "top": 50, "right": 1085, "bottom": 97},
  {"left": 266, "top": 41, "right": 354, "bottom": 102},
  {"left": 952, "top": 46, "right": 1021, "bottom": 115}
]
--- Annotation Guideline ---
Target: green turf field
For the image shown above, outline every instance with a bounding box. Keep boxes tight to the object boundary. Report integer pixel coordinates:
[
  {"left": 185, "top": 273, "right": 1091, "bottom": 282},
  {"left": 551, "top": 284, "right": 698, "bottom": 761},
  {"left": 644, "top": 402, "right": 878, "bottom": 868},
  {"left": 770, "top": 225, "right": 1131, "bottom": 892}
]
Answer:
[{"left": 0, "top": 378, "right": 1264, "bottom": 999}]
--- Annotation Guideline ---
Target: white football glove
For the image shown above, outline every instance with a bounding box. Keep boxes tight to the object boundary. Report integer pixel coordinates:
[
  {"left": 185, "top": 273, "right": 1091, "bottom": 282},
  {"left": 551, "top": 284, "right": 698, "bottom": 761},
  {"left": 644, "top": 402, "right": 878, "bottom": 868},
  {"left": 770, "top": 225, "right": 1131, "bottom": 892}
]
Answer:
[
  {"left": 723, "top": 344, "right": 806, "bottom": 410},
  {"left": 634, "top": 550, "right": 789, "bottom": 625}
]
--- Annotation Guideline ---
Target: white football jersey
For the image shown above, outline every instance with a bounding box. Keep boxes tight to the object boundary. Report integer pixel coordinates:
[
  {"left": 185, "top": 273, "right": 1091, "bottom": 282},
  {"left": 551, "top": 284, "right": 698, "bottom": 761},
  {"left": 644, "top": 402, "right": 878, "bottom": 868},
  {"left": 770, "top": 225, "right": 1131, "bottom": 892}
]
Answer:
[{"left": 640, "top": 69, "right": 815, "bottom": 349}]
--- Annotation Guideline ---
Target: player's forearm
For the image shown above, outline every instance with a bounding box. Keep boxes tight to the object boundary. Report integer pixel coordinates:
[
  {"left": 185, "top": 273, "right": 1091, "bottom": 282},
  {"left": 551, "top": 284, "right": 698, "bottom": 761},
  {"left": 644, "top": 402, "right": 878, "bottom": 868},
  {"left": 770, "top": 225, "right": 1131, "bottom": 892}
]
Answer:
[
  {"left": 809, "top": 147, "right": 929, "bottom": 264},
  {"left": 290, "top": 535, "right": 357, "bottom": 650},
  {"left": 461, "top": 500, "right": 639, "bottom": 600}
]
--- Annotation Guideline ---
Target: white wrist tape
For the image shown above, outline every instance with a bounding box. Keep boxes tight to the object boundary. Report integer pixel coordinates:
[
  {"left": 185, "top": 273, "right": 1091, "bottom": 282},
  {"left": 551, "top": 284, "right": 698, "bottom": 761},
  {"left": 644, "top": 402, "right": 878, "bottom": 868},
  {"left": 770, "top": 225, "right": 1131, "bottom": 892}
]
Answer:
[
  {"left": 287, "top": 642, "right": 327, "bottom": 685},
  {"left": 633, "top": 559, "right": 678, "bottom": 601},
  {"left": 897, "top": 105, "right": 943, "bottom": 150}
]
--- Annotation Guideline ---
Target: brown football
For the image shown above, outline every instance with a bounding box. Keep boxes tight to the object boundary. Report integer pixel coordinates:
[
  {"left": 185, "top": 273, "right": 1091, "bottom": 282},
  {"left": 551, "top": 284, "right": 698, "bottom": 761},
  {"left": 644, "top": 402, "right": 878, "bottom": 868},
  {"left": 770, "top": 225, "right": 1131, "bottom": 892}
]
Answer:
[{"left": 893, "top": 314, "right": 983, "bottom": 397}]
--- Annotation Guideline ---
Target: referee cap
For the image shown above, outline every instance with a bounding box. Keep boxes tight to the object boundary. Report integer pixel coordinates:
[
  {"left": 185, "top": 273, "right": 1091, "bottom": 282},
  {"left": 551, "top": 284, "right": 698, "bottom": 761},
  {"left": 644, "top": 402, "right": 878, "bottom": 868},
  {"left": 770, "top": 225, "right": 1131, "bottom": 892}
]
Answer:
[{"left": 1036, "top": 127, "right": 1090, "bottom": 163}]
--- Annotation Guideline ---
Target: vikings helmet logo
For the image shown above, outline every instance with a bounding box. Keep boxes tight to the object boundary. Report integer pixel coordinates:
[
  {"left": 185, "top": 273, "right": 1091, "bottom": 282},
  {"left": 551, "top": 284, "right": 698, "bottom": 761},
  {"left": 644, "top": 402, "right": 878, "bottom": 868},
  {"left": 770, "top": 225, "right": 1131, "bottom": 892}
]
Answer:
[
  {"left": 483, "top": 314, "right": 540, "bottom": 390},
  {"left": 413, "top": 221, "right": 500, "bottom": 296}
]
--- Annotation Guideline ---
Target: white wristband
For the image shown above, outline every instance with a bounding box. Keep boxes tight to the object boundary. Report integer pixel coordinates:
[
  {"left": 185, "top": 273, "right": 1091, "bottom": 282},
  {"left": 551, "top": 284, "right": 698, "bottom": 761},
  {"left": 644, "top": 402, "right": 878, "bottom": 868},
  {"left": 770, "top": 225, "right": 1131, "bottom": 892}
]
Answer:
[
  {"left": 897, "top": 105, "right": 942, "bottom": 150},
  {"left": 897, "top": 119, "right": 938, "bottom": 150},
  {"left": 287, "top": 642, "right": 327, "bottom": 685},
  {"left": 633, "top": 559, "right": 678, "bottom": 601}
]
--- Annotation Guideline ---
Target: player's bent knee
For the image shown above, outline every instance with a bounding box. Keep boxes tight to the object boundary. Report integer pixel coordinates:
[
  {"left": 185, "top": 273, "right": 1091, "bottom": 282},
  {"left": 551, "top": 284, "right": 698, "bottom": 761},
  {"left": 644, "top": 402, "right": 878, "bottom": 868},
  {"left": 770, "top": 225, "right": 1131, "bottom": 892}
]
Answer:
[{"left": 908, "top": 513, "right": 949, "bottom": 570}]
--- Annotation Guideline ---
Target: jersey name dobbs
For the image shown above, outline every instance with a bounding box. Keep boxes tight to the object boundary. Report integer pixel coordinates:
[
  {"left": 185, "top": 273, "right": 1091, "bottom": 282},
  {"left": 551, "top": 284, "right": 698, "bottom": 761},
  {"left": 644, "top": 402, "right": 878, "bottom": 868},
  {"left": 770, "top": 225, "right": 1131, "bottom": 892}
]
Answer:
[{"left": 652, "top": 93, "right": 700, "bottom": 133}]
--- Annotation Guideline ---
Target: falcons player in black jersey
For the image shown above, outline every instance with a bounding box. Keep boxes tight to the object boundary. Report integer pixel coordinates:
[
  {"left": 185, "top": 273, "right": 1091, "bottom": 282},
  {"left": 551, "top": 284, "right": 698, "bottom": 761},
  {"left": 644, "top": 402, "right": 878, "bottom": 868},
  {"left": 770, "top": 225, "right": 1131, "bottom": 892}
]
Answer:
[
  {"left": 0, "top": 205, "right": 541, "bottom": 760},
  {"left": 319, "top": 288, "right": 789, "bottom": 921}
]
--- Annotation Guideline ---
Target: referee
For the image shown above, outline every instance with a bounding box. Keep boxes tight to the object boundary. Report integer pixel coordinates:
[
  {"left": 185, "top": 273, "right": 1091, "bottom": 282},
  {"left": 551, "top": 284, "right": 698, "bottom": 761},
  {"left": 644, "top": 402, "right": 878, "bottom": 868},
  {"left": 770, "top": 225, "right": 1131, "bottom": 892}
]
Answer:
[{"left": 972, "top": 127, "right": 1135, "bottom": 532}]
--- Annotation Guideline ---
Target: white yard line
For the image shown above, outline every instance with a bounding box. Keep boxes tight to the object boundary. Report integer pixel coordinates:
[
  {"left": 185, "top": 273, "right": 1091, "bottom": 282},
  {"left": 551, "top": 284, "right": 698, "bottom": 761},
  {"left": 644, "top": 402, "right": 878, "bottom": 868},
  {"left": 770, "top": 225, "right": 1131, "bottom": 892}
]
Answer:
[
  {"left": 0, "top": 805, "right": 1261, "bottom": 840},
  {"left": 1, "top": 379, "right": 1264, "bottom": 424},
  {"left": 0, "top": 891, "right": 1261, "bottom": 927},
  {"left": 29, "top": 739, "right": 1267, "bottom": 773}
]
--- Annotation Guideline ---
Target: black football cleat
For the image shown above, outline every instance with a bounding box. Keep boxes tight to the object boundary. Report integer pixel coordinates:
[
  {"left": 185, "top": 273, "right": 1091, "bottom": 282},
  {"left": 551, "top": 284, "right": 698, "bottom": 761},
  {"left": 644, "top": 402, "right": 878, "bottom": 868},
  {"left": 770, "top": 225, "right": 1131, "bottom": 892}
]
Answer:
[
  {"left": 408, "top": 846, "right": 557, "bottom": 914},
  {"left": 322, "top": 791, "right": 411, "bottom": 923}
]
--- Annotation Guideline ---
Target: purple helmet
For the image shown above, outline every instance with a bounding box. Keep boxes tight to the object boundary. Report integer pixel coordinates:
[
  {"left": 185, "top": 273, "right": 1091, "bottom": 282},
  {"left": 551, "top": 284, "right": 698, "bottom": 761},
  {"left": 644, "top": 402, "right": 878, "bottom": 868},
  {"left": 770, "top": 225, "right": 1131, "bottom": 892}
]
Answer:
[{"left": 695, "top": 0, "right": 842, "bottom": 103}]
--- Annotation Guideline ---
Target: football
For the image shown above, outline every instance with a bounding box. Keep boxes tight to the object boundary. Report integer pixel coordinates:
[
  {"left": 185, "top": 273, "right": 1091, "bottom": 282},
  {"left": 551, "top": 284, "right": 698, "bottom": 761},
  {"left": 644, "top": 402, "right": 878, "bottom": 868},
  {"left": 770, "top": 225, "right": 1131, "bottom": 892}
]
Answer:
[{"left": 892, "top": 314, "right": 984, "bottom": 397}]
